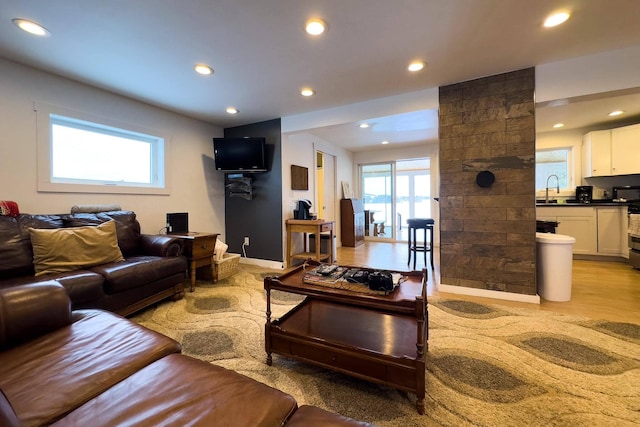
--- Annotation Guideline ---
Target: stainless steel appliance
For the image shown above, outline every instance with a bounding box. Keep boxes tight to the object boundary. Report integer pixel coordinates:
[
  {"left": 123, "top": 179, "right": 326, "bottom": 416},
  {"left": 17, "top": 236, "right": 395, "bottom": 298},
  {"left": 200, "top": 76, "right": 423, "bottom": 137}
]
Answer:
[
  {"left": 614, "top": 186, "right": 640, "bottom": 270},
  {"left": 612, "top": 186, "right": 640, "bottom": 203},
  {"left": 629, "top": 210, "right": 640, "bottom": 270},
  {"left": 575, "top": 185, "right": 593, "bottom": 203}
]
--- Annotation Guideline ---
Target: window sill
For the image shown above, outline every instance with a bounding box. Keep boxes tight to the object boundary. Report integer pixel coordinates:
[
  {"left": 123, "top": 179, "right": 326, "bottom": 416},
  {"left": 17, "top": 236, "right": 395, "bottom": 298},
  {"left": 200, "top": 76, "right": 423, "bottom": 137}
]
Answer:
[{"left": 37, "top": 182, "right": 170, "bottom": 196}]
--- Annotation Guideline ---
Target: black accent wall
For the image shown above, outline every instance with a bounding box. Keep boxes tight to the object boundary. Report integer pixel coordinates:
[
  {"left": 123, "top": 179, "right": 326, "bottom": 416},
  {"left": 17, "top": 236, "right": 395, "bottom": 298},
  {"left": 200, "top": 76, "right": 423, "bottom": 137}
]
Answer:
[{"left": 224, "top": 118, "right": 283, "bottom": 262}]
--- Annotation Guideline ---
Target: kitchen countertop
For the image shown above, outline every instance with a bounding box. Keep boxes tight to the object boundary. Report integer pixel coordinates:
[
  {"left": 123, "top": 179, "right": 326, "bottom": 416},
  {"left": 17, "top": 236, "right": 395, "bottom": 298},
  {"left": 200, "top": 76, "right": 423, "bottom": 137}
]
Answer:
[{"left": 536, "top": 201, "right": 630, "bottom": 207}]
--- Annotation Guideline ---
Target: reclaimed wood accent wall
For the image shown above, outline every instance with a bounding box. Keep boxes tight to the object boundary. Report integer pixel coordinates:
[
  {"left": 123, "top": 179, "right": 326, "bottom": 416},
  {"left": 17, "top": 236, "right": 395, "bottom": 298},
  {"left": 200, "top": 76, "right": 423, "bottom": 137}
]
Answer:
[{"left": 438, "top": 68, "right": 536, "bottom": 295}]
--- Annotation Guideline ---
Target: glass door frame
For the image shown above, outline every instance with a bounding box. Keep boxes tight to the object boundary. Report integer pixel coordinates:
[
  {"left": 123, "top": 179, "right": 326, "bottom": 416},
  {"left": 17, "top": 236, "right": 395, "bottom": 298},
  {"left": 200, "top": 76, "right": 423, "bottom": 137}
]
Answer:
[{"left": 359, "top": 158, "right": 432, "bottom": 243}]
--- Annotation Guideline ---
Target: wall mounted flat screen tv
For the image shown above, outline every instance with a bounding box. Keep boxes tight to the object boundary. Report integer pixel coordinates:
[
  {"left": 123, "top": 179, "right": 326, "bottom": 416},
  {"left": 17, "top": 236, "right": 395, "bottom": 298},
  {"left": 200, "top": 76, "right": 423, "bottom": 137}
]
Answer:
[{"left": 213, "top": 137, "right": 267, "bottom": 172}]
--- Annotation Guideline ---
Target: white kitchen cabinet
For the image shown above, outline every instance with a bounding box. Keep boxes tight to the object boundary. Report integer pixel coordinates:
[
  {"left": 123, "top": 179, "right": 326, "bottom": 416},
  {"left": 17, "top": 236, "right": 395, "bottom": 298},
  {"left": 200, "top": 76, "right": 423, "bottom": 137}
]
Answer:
[
  {"left": 537, "top": 205, "right": 627, "bottom": 257},
  {"left": 556, "top": 215, "right": 598, "bottom": 255},
  {"left": 611, "top": 124, "right": 640, "bottom": 175},
  {"left": 582, "top": 130, "right": 611, "bottom": 177},
  {"left": 537, "top": 207, "right": 597, "bottom": 255},
  {"left": 597, "top": 207, "right": 627, "bottom": 256}
]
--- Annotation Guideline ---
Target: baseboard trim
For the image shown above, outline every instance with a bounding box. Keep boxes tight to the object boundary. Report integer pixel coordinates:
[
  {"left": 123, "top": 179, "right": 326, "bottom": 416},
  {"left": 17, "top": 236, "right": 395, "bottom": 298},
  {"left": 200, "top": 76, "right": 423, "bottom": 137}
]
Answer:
[
  {"left": 438, "top": 283, "right": 541, "bottom": 304},
  {"left": 239, "top": 257, "right": 284, "bottom": 270},
  {"left": 573, "top": 254, "right": 627, "bottom": 263}
]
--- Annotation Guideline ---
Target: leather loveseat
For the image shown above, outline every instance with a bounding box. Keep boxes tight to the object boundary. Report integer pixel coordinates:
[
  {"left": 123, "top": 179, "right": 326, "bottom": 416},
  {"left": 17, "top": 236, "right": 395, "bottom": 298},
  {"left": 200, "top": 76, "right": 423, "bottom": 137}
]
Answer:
[
  {"left": 0, "top": 282, "right": 372, "bottom": 427},
  {"left": 0, "top": 210, "right": 187, "bottom": 316}
]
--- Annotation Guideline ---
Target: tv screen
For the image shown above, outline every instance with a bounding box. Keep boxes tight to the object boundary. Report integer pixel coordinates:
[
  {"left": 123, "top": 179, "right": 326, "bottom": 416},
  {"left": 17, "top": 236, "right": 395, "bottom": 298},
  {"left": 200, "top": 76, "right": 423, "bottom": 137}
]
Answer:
[{"left": 213, "top": 137, "right": 267, "bottom": 172}]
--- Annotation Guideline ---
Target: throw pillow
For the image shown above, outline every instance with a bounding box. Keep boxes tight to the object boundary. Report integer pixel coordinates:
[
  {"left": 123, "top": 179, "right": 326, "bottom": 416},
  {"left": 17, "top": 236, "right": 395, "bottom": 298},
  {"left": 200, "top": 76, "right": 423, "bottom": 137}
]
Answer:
[{"left": 30, "top": 220, "right": 124, "bottom": 276}]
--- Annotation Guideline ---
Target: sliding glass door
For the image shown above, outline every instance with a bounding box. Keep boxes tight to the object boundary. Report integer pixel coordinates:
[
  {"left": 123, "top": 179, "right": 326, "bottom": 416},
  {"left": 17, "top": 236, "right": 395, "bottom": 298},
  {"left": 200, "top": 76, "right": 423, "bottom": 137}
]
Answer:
[
  {"left": 362, "top": 163, "right": 394, "bottom": 240},
  {"left": 361, "top": 158, "right": 431, "bottom": 241},
  {"left": 395, "top": 159, "right": 431, "bottom": 241}
]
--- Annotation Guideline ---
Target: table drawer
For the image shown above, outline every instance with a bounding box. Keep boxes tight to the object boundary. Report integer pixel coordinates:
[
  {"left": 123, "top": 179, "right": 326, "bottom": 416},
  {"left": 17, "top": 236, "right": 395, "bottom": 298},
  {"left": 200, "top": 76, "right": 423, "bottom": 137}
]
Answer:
[
  {"left": 320, "top": 223, "right": 333, "bottom": 232},
  {"left": 191, "top": 236, "right": 216, "bottom": 258},
  {"left": 291, "top": 341, "right": 384, "bottom": 377}
]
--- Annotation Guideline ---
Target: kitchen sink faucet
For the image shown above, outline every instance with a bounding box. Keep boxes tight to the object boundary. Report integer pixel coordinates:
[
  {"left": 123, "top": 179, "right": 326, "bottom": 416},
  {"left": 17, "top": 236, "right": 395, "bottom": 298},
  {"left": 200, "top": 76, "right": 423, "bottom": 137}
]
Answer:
[{"left": 545, "top": 174, "right": 560, "bottom": 204}]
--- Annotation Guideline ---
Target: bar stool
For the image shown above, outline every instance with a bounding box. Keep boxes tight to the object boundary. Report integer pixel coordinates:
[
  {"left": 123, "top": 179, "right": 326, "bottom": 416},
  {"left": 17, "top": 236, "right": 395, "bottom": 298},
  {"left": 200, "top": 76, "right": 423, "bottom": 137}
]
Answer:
[{"left": 407, "top": 218, "right": 435, "bottom": 270}]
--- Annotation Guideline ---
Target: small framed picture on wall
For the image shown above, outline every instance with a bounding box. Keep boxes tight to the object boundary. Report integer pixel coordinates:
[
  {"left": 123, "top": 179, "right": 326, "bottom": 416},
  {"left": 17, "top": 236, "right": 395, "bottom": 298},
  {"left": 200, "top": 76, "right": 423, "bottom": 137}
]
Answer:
[{"left": 291, "top": 165, "right": 309, "bottom": 190}]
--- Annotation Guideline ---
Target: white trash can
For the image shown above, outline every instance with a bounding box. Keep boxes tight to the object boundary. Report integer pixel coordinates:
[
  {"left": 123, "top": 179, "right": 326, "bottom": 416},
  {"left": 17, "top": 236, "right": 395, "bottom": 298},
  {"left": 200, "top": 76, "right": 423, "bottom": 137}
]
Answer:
[{"left": 536, "top": 232, "right": 576, "bottom": 302}]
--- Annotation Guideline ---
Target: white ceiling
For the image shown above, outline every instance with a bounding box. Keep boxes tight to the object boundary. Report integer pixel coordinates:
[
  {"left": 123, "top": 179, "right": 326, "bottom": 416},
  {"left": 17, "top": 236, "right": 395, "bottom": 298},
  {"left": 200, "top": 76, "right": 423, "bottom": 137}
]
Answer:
[
  {"left": 1, "top": 1, "right": 639, "bottom": 150},
  {"left": 536, "top": 88, "right": 640, "bottom": 133}
]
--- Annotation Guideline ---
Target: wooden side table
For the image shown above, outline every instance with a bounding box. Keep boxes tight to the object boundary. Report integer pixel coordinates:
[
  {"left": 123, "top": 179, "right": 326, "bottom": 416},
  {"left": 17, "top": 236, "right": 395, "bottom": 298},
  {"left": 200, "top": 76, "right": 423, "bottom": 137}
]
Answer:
[
  {"left": 169, "top": 232, "right": 219, "bottom": 292},
  {"left": 285, "top": 219, "right": 334, "bottom": 267}
]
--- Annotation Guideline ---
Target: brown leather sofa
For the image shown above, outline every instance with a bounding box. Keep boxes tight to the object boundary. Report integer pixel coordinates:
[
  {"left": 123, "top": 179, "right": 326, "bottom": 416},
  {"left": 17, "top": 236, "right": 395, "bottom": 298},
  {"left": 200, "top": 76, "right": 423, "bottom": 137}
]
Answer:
[
  {"left": 0, "top": 282, "right": 373, "bottom": 427},
  {"left": 0, "top": 210, "right": 187, "bottom": 316}
]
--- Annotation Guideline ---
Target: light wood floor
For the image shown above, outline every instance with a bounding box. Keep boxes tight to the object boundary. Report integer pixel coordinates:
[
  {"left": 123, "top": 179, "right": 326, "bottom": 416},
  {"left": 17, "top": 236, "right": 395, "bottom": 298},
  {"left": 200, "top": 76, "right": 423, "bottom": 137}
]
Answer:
[{"left": 336, "top": 242, "right": 640, "bottom": 324}]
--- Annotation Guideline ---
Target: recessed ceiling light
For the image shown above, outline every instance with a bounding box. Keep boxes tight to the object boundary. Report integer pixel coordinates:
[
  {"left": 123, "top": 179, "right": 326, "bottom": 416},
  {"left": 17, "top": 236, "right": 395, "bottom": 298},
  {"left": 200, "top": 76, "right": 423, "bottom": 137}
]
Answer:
[
  {"left": 305, "top": 18, "right": 327, "bottom": 36},
  {"left": 194, "top": 64, "right": 214, "bottom": 75},
  {"left": 12, "top": 18, "right": 50, "bottom": 37},
  {"left": 543, "top": 11, "right": 570, "bottom": 28},
  {"left": 226, "top": 107, "right": 239, "bottom": 114},
  {"left": 359, "top": 123, "right": 370, "bottom": 128},
  {"left": 553, "top": 123, "right": 565, "bottom": 128},
  {"left": 608, "top": 110, "right": 624, "bottom": 117},
  {"left": 381, "top": 140, "right": 389, "bottom": 145},
  {"left": 408, "top": 61, "right": 425, "bottom": 72},
  {"left": 300, "top": 87, "right": 315, "bottom": 97}
]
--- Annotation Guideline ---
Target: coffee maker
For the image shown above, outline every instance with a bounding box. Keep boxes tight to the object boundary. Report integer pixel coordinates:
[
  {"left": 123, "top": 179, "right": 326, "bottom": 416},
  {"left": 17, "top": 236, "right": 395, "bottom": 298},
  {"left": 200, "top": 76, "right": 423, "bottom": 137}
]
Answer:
[
  {"left": 294, "top": 199, "right": 312, "bottom": 220},
  {"left": 576, "top": 186, "right": 593, "bottom": 204}
]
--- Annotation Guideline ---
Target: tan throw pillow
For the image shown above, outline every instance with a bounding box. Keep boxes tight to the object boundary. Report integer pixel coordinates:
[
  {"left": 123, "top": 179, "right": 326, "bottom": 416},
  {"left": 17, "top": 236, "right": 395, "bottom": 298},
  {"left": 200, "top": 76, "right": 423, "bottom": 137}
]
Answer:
[{"left": 30, "top": 220, "right": 124, "bottom": 276}]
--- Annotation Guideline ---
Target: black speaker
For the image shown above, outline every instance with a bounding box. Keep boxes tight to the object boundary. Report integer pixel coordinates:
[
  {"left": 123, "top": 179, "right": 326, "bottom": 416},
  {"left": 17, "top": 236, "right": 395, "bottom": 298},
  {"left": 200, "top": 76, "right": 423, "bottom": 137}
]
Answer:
[{"left": 166, "top": 212, "right": 189, "bottom": 234}]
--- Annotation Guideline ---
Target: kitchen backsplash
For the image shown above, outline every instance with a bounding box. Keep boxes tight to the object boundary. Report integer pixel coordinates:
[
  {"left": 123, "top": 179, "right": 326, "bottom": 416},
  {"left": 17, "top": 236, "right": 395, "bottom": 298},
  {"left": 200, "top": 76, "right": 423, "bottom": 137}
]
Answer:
[{"left": 584, "top": 175, "right": 640, "bottom": 199}]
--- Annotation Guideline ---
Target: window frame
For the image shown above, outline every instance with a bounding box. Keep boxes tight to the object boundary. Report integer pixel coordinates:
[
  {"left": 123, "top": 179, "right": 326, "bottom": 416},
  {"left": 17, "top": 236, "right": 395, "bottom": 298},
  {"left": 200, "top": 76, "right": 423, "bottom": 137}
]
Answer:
[
  {"left": 535, "top": 146, "right": 575, "bottom": 196},
  {"left": 35, "top": 102, "right": 171, "bottom": 195}
]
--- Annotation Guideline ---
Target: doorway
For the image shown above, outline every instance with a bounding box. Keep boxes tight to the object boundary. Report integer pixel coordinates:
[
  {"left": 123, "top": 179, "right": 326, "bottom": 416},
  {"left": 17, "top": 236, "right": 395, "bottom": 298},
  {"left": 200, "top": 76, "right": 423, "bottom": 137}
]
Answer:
[
  {"left": 315, "top": 150, "right": 336, "bottom": 222},
  {"left": 361, "top": 158, "right": 431, "bottom": 241}
]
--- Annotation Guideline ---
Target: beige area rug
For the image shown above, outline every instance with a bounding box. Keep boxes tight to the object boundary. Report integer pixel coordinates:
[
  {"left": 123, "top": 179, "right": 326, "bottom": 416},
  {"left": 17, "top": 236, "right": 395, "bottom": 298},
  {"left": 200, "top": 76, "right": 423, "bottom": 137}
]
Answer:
[{"left": 131, "top": 265, "right": 640, "bottom": 427}]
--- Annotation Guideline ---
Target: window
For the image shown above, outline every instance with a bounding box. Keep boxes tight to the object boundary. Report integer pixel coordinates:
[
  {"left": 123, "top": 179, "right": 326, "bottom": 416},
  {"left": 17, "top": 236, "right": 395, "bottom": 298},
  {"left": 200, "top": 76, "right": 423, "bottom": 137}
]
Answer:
[
  {"left": 535, "top": 148, "right": 572, "bottom": 191},
  {"left": 36, "top": 103, "right": 169, "bottom": 194}
]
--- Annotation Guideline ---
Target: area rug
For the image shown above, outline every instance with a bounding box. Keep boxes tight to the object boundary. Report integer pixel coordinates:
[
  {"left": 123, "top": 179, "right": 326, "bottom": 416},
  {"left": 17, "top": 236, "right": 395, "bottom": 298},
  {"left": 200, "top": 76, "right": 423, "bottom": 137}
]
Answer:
[{"left": 131, "top": 265, "right": 640, "bottom": 427}]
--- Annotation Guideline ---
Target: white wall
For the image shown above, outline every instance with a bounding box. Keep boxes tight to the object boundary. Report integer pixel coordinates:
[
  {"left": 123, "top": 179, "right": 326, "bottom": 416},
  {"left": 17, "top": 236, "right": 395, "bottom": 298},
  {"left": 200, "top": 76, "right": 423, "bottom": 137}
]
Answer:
[
  {"left": 0, "top": 58, "right": 226, "bottom": 237},
  {"left": 281, "top": 132, "right": 354, "bottom": 257}
]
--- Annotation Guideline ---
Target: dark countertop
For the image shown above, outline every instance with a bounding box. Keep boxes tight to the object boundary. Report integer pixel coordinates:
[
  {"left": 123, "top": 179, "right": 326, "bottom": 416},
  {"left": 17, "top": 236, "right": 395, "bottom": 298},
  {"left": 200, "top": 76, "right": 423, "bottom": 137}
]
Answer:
[{"left": 536, "top": 200, "right": 629, "bottom": 207}]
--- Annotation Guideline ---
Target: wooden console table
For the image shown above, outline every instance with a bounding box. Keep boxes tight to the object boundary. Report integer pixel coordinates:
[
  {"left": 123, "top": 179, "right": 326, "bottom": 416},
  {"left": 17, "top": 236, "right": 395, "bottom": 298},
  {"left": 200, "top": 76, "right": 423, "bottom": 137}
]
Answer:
[
  {"left": 285, "top": 219, "right": 334, "bottom": 267},
  {"left": 264, "top": 263, "right": 428, "bottom": 414},
  {"left": 168, "top": 232, "right": 219, "bottom": 292}
]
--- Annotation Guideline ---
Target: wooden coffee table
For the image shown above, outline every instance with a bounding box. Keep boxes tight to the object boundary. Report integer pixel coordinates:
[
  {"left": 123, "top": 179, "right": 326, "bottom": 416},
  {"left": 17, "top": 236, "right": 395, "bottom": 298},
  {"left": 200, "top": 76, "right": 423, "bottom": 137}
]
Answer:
[{"left": 264, "top": 263, "right": 428, "bottom": 414}]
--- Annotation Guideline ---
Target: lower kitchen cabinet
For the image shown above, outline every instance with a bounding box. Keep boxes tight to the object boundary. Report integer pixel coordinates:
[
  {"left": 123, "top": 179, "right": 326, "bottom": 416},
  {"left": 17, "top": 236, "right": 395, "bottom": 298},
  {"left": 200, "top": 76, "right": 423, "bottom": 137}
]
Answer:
[
  {"left": 557, "top": 214, "right": 597, "bottom": 254},
  {"left": 597, "top": 208, "right": 626, "bottom": 256},
  {"left": 537, "top": 206, "right": 627, "bottom": 257}
]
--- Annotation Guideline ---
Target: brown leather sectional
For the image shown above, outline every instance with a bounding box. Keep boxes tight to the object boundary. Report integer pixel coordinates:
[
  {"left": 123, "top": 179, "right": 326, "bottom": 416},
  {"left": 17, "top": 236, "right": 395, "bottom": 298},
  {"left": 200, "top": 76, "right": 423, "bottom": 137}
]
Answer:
[
  {"left": 0, "top": 210, "right": 187, "bottom": 316},
  {"left": 0, "top": 282, "right": 373, "bottom": 426}
]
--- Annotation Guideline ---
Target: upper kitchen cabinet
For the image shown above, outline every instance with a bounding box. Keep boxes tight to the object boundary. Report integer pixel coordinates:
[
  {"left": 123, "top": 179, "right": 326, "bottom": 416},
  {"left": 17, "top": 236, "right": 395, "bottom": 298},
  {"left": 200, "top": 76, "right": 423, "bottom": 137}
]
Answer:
[
  {"left": 611, "top": 124, "right": 640, "bottom": 175},
  {"left": 582, "top": 124, "right": 640, "bottom": 177},
  {"left": 582, "top": 130, "right": 612, "bottom": 177}
]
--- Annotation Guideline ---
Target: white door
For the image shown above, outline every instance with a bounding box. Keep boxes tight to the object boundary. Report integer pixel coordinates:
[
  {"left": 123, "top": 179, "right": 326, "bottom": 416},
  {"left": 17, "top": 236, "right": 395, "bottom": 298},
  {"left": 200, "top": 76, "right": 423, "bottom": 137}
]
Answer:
[{"left": 316, "top": 151, "right": 336, "bottom": 221}]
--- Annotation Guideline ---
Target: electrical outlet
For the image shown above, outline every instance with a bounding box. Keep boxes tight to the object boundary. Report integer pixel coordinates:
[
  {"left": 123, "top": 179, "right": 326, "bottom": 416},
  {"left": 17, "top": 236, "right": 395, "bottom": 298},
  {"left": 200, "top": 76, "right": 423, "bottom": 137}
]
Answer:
[{"left": 244, "top": 236, "right": 250, "bottom": 246}]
